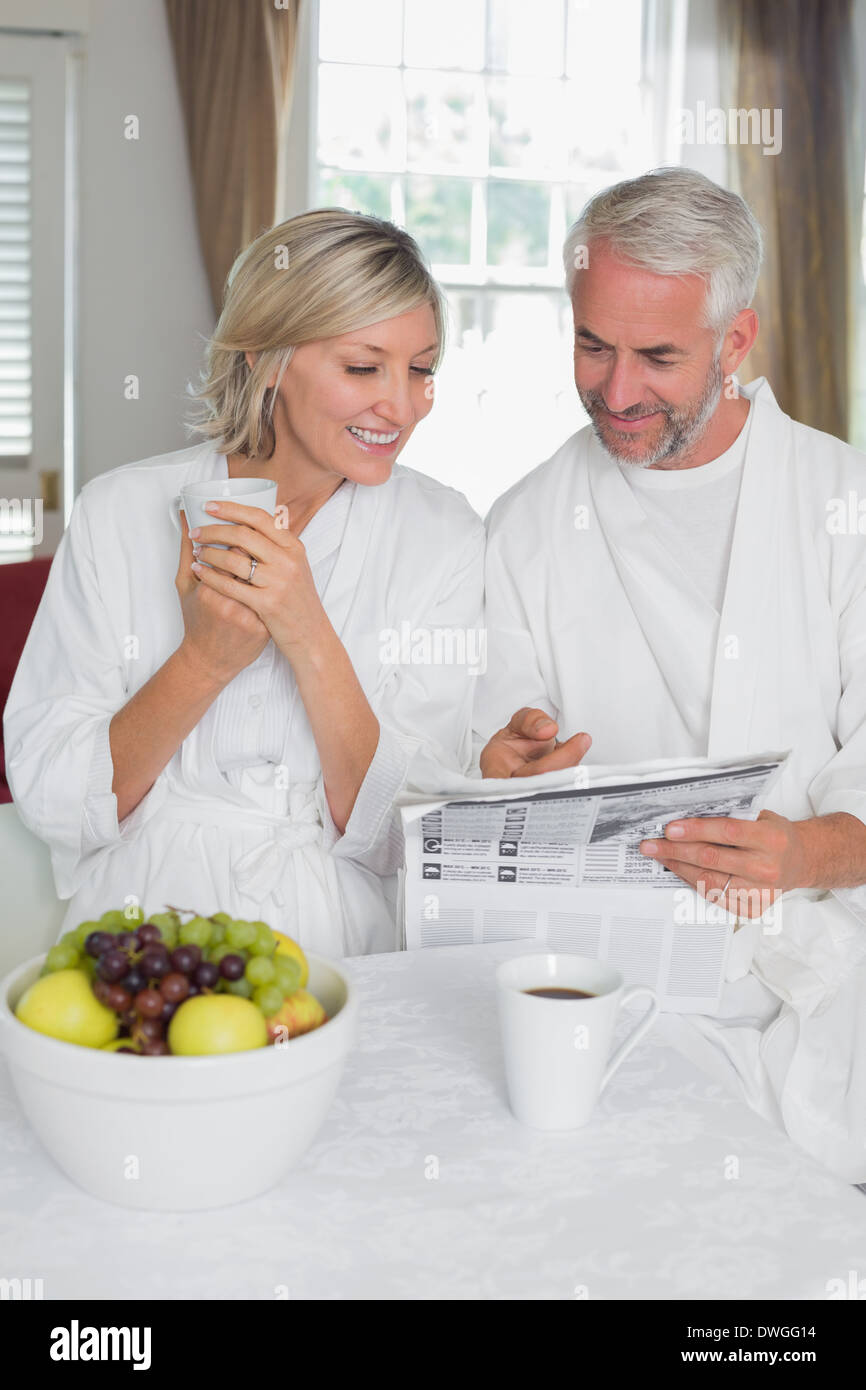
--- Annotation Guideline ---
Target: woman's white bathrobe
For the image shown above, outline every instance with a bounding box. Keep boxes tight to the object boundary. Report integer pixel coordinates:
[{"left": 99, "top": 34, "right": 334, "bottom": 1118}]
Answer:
[
  {"left": 4, "top": 442, "right": 484, "bottom": 957},
  {"left": 476, "top": 378, "right": 866, "bottom": 1182}
]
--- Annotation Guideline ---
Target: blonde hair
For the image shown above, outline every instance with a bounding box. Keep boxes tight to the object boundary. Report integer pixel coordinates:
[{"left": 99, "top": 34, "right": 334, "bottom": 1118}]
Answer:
[{"left": 189, "top": 209, "right": 446, "bottom": 459}]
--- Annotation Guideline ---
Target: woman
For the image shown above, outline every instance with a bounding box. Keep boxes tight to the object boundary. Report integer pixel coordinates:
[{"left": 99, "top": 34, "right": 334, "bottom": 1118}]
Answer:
[{"left": 4, "top": 210, "right": 484, "bottom": 956}]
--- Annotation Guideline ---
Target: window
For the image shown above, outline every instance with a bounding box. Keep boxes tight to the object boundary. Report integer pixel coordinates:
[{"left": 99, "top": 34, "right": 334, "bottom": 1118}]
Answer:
[
  {"left": 312, "top": 0, "right": 668, "bottom": 515},
  {"left": 0, "top": 32, "right": 71, "bottom": 558}
]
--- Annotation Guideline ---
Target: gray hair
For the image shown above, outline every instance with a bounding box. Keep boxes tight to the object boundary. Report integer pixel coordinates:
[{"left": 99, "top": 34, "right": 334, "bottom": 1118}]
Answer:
[{"left": 563, "top": 167, "right": 763, "bottom": 338}]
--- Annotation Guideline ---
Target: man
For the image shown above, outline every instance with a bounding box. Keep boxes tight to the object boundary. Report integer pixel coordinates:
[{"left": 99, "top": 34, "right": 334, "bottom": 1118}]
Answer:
[{"left": 476, "top": 167, "right": 866, "bottom": 1183}]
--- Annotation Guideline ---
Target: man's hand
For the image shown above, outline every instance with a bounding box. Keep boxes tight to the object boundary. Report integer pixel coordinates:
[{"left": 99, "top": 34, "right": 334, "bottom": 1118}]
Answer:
[
  {"left": 638, "top": 809, "right": 812, "bottom": 918},
  {"left": 480, "top": 707, "right": 592, "bottom": 779}
]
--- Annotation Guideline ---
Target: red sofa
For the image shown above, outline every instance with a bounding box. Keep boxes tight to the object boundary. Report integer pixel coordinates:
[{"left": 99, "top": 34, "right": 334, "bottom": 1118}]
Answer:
[{"left": 0, "top": 556, "right": 53, "bottom": 803}]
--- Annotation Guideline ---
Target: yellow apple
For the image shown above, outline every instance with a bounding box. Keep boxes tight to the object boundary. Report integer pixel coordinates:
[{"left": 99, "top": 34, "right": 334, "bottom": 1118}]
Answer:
[
  {"left": 272, "top": 931, "right": 309, "bottom": 988},
  {"left": 15, "top": 969, "right": 118, "bottom": 1049},
  {"left": 168, "top": 994, "right": 267, "bottom": 1056},
  {"left": 266, "top": 988, "right": 327, "bottom": 1044}
]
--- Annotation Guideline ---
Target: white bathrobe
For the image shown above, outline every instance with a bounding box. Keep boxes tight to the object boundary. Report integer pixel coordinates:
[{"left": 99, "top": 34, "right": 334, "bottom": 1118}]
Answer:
[
  {"left": 477, "top": 378, "right": 866, "bottom": 1182},
  {"left": 4, "top": 442, "right": 484, "bottom": 958}
]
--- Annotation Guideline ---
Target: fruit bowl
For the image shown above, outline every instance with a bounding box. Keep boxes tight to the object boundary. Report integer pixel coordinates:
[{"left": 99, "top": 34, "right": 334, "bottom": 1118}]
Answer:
[{"left": 0, "top": 951, "right": 358, "bottom": 1211}]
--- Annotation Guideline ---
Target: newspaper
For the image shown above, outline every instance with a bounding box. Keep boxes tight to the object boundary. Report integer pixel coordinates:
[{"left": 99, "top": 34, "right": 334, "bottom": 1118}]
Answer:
[{"left": 398, "top": 751, "right": 788, "bottom": 1014}]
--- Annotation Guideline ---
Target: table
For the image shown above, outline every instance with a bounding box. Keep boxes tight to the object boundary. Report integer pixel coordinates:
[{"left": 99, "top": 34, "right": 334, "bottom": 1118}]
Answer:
[{"left": 1, "top": 941, "right": 865, "bottom": 1300}]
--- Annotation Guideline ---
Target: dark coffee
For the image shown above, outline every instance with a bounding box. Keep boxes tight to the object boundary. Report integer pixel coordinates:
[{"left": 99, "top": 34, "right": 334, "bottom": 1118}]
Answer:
[{"left": 524, "top": 987, "right": 596, "bottom": 1000}]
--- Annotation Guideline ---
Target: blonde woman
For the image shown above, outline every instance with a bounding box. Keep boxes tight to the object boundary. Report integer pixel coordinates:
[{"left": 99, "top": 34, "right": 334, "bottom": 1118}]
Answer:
[{"left": 5, "top": 211, "right": 484, "bottom": 956}]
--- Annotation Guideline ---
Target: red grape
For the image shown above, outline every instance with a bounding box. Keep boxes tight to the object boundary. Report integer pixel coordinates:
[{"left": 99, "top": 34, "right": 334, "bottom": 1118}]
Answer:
[
  {"left": 138, "top": 923, "right": 163, "bottom": 945},
  {"left": 141, "top": 1039, "right": 170, "bottom": 1056},
  {"left": 171, "top": 945, "right": 201, "bottom": 974},
  {"left": 106, "top": 985, "right": 132, "bottom": 1013},
  {"left": 85, "top": 931, "right": 114, "bottom": 958},
  {"left": 219, "top": 954, "right": 245, "bottom": 981},
  {"left": 98, "top": 950, "right": 129, "bottom": 982},
  {"left": 195, "top": 961, "right": 219, "bottom": 989},
  {"left": 135, "top": 989, "right": 164, "bottom": 1019},
  {"left": 160, "top": 972, "right": 190, "bottom": 1003},
  {"left": 140, "top": 946, "right": 170, "bottom": 979},
  {"left": 122, "top": 967, "right": 147, "bottom": 994},
  {"left": 92, "top": 979, "right": 113, "bottom": 1005},
  {"left": 159, "top": 1000, "right": 177, "bottom": 1024},
  {"left": 135, "top": 1017, "right": 164, "bottom": 1043}
]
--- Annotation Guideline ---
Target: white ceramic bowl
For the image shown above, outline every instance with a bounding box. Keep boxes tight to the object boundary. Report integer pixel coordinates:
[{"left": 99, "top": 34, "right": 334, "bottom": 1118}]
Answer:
[{"left": 0, "top": 952, "right": 358, "bottom": 1211}]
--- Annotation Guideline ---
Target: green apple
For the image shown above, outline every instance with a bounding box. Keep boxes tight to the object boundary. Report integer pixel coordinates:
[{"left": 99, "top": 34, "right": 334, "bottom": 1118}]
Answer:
[
  {"left": 15, "top": 970, "right": 118, "bottom": 1048},
  {"left": 168, "top": 995, "right": 267, "bottom": 1056}
]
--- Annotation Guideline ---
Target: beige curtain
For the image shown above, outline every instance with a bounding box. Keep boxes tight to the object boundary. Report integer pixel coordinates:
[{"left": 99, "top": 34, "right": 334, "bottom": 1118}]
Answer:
[
  {"left": 164, "top": 0, "right": 300, "bottom": 316},
  {"left": 719, "top": 0, "right": 860, "bottom": 439}
]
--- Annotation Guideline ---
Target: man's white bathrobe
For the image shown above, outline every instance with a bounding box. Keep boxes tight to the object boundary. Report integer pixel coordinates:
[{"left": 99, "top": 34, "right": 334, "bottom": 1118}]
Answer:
[
  {"left": 4, "top": 443, "right": 484, "bottom": 958},
  {"left": 476, "top": 378, "right": 866, "bottom": 1181}
]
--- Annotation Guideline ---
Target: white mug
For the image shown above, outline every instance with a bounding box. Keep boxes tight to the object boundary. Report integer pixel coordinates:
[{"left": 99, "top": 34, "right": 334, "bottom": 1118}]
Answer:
[
  {"left": 496, "top": 953, "right": 659, "bottom": 1130},
  {"left": 168, "top": 477, "right": 278, "bottom": 550}
]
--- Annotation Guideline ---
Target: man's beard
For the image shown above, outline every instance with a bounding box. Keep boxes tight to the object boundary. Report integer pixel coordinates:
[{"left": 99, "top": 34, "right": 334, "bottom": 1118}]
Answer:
[{"left": 577, "top": 353, "right": 724, "bottom": 468}]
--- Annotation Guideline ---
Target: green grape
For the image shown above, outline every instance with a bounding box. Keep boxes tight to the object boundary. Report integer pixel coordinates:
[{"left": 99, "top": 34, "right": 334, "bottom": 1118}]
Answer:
[
  {"left": 247, "top": 922, "right": 277, "bottom": 957},
  {"left": 253, "top": 984, "right": 284, "bottom": 1016},
  {"left": 75, "top": 920, "right": 102, "bottom": 949},
  {"left": 98, "top": 909, "right": 127, "bottom": 930},
  {"left": 245, "top": 955, "right": 276, "bottom": 987},
  {"left": 149, "top": 912, "right": 179, "bottom": 948},
  {"left": 150, "top": 910, "right": 180, "bottom": 929},
  {"left": 60, "top": 929, "right": 80, "bottom": 949},
  {"left": 209, "top": 942, "right": 238, "bottom": 966},
  {"left": 226, "top": 920, "right": 256, "bottom": 950},
  {"left": 208, "top": 920, "right": 226, "bottom": 946},
  {"left": 80, "top": 953, "right": 98, "bottom": 979},
  {"left": 210, "top": 911, "right": 232, "bottom": 926},
  {"left": 122, "top": 904, "right": 145, "bottom": 927},
  {"left": 45, "top": 943, "right": 79, "bottom": 972},
  {"left": 224, "top": 976, "right": 253, "bottom": 998},
  {"left": 274, "top": 957, "right": 302, "bottom": 995},
  {"left": 179, "top": 915, "right": 213, "bottom": 948}
]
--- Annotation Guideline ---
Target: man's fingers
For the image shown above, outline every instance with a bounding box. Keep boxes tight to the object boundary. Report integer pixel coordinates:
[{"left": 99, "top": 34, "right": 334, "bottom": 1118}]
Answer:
[
  {"left": 512, "top": 731, "right": 592, "bottom": 777},
  {"left": 506, "top": 707, "right": 559, "bottom": 741},
  {"left": 661, "top": 815, "right": 764, "bottom": 847}
]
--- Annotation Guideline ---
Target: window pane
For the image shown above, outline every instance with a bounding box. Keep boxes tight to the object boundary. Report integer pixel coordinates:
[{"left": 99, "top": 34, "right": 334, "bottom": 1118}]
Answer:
[
  {"left": 487, "top": 181, "right": 551, "bottom": 267},
  {"left": 318, "top": 169, "right": 393, "bottom": 220},
  {"left": 488, "top": 78, "right": 565, "bottom": 177},
  {"left": 564, "top": 180, "right": 595, "bottom": 228},
  {"left": 319, "top": 0, "right": 403, "bottom": 66},
  {"left": 488, "top": 0, "right": 565, "bottom": 76},
  {"left": 318, "top": 65, "right": 406, "bottom": 171},
  {"left": 403, "top": 0, "right": 485, "bottom": 70},
  {"left": 565, "top": 80, "right": 649, "bottom": 179},
  {"left": 567, "top": 0, "right": 642, "bottom": 85},
  {"left": 405, "top": 176, "right": 472, "bottom": 265},
  {"left": 405, "top": 72, "right": 487, "bottom": 173}
]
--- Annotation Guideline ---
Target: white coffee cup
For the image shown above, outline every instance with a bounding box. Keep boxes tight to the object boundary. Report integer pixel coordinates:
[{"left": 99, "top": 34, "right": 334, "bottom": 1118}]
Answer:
[
  {"left": 169, "top": 477, "right": 278, "bottom": 550},
  {"left": 496, "top": 953, "right": 659, "bottom": 1130}
]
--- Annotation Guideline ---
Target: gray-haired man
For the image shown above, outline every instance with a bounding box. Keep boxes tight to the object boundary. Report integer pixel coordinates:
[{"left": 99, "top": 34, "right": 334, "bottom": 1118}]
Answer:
[{"left": 476, "top": 167, "right": 866, "bottom": 1183}]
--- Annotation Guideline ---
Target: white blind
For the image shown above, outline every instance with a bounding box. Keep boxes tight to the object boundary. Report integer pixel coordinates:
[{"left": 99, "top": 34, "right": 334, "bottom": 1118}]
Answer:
[{"left": 0, "top": 77, "right": 32, "bottom": 460}]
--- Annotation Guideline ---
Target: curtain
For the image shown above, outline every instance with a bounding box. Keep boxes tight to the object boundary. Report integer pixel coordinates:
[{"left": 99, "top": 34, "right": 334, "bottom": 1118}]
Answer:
[
  {"left": 719, "top": 0, "right": 861, "bottom": 439},
  {"left": 164, "top": 0, "right": 301, "bottom": 317}
]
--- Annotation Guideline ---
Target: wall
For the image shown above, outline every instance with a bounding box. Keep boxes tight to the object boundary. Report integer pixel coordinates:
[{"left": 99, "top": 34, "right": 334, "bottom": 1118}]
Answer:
[{"left": 76, "top": 0, "right": 214, "bottom": 484}]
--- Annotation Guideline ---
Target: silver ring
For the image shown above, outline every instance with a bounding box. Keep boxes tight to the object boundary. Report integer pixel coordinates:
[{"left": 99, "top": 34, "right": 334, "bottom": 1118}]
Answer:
[{"left": 248, "top": 556, "right": 258, "bottom": 583}]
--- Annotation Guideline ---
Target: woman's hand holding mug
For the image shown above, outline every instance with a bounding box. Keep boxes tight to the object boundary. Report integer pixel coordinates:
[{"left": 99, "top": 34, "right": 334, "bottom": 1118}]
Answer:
[
  {"left": 189, "top": 499, "right": 329, "bottom": 661},
  {"left": 175, "top": 509, "right": 270, "bottom": 687}
]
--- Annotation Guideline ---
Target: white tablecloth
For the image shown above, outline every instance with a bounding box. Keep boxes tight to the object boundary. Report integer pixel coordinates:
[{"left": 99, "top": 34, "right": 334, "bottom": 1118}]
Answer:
[{"left": 2, "top": 941, "right": 865, "bottom": 1300}]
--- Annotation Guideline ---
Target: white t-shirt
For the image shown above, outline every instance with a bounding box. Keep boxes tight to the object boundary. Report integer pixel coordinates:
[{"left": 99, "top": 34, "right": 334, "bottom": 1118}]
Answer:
[{"left": 617, "top": 404, "right": 752, "bottom": 614}]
